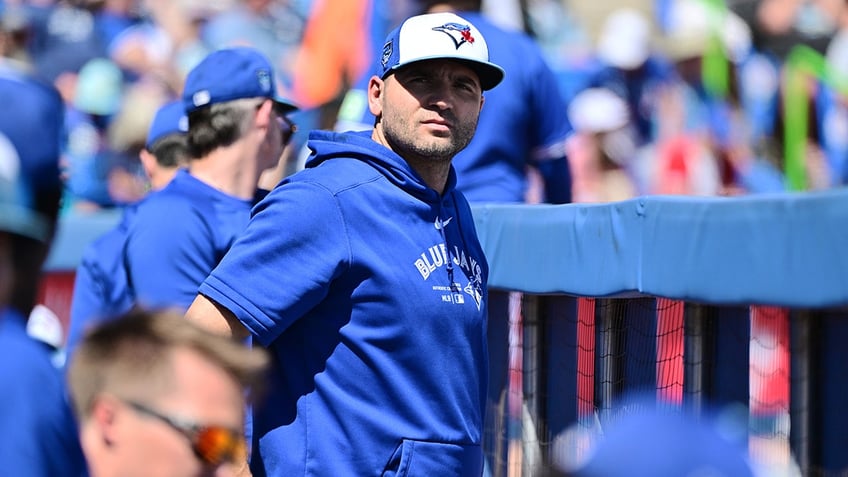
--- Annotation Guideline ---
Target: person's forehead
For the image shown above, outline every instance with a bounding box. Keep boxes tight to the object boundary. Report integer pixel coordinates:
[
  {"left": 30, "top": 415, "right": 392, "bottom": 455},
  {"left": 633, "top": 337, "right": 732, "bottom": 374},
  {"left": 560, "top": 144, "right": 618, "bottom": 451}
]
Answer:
[
  {"left": 397, "top": 58, "right": 479, "bottom": 81},
  {"left": 168, "top": 348, "right": 244, "bottom": 415}
]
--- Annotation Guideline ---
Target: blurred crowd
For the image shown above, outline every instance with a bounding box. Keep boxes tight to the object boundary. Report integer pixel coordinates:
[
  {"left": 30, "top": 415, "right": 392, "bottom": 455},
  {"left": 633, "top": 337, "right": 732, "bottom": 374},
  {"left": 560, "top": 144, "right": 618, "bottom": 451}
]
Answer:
[{"left": 2, "top": 0, "right": 848, "bottom": 212}]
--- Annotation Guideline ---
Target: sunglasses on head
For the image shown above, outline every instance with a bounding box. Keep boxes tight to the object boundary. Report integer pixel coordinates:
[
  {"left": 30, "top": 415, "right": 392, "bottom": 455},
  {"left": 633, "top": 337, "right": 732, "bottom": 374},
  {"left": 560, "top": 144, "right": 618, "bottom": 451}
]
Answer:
[{"left": 124, "top": 400, "right": 245, "bottom": 467}]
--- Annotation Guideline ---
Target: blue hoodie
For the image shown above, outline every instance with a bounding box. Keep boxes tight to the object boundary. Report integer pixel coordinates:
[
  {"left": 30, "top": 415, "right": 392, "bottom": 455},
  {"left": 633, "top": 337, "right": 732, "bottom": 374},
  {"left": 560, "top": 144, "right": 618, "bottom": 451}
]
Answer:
[{"left": 199, "top": 130, "right": 490, "bottom": 476}]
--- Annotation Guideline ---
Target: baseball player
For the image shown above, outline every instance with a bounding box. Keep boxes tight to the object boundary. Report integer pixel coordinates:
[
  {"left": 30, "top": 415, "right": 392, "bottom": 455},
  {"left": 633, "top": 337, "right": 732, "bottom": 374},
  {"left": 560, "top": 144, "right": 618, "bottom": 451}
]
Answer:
[
  {"left": 65, "top": 99, "right": 189, "bottom": 361},
  {"left": 122, "top": 47, "right": 297, "bottom": 312},
  {"left": 186, "top": 12, "right": 503, "bottom": 476},
  {"left": 337, "top": 0, "right": 573, "bottom": 204}
]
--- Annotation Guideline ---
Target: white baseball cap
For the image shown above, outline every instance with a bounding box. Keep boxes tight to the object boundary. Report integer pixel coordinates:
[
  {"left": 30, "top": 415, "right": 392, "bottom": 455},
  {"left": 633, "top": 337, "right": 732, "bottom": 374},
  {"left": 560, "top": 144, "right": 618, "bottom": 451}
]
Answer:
[
  {"left": 567, "top": 88, "right": 629, "bottom": 133},
  {"left": 597, "top": 8, "right": 652, "bottom": 70},
  {"left": 379, "top": 12, "right": 505, "bottom": 91}
]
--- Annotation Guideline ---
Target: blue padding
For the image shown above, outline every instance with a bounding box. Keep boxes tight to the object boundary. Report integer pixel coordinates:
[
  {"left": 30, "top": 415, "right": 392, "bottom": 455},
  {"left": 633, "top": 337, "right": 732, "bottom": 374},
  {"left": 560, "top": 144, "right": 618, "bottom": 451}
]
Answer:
[
  {"left": 47, "top": 189, "right": 848, "bottom": 308},
  {"left": 473, "top": 188, "right": 848, "bottom": 308},
  {"left": 45, "top": 209, "right": 121, "bottom": 271},
  {"left": 471, "top": 201, "right": 644, "bottom": 296}
]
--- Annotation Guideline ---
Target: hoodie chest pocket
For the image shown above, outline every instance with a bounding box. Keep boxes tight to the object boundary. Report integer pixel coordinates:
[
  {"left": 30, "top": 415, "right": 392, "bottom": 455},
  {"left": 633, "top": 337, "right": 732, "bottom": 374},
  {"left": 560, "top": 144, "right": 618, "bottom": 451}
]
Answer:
[{"left": 382, "top": 439, "right": 483, "bottom": 477}]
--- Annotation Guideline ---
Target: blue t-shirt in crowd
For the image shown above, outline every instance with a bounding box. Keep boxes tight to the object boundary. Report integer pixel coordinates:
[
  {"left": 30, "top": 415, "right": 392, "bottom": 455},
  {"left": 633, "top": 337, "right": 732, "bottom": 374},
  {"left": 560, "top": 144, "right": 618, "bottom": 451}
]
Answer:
[
  {"left": 199, "top": 130, "right": 490, "bottom": 476},
  {"left": 124, "top": 169, "right": 260, "bottom": 311},
  {"left": 66, "top": 204, "right": 138, "bottom": 359}
]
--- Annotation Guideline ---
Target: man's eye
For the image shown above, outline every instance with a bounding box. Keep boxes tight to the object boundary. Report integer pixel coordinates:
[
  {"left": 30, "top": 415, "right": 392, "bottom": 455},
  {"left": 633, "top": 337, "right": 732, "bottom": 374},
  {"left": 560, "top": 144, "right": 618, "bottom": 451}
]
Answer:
[{"left": 455, "top": 81, "right": 477, "bottom": 93}]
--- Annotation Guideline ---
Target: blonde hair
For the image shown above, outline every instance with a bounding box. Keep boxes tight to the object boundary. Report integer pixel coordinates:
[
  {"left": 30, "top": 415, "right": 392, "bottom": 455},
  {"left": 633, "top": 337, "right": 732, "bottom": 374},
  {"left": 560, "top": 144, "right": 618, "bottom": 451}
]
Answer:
[{"left": 67, "top": 308, "right": 268, "bottom": 420}]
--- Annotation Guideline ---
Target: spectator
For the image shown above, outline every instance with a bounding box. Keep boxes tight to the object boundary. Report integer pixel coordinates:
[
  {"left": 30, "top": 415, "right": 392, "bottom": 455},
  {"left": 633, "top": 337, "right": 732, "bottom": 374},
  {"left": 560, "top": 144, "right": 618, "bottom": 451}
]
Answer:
[
  {"left": 202, "top": 0, "right": 312, "bottom": 180},
  {"left": 0, "top": 63, "right": 87, "bottom": 476},
  {"left": 28, "top": 0, "right": 108, "bottom": 87},
  {"left": 102, "top": 79, "right": 176, "bottom": 205},
  {"left": 62, "top": 56, "right": 127, "bottom": 210},
  {"left": 66, "top": 98, "right": 190, "bottom": 361},
  {"left": 0, "top": 4, "right": 35, "bottom": 71},
  {"left": 729, "top": 0, "right": 837, "bottom": 62},
  {"left": 123, "top": 46, "right": 297, "bottom": 311},
  {"left": 201, "top": 0, "right": 308, "bottom": 98},
  {"left": 566, "top": 87, "right": 640, "bottom": 203},
  {"left": 586, "top": 7, "right": 677, "bottom": 148},
  {"left": 66, "top": 308, "right": 269, "bottom": 477},
  {"left": 185, "top": 11, "right": 502, "bottom": 475},
  {"left": 107, "top": 0, "right": 210, "bottom": 91}
]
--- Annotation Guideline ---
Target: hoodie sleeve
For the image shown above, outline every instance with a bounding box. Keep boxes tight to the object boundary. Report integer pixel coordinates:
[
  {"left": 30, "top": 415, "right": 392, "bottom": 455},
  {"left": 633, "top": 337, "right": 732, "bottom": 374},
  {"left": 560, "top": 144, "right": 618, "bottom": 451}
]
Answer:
[{"left": 199, "top": 180, "right": 351, "bottom": 346}]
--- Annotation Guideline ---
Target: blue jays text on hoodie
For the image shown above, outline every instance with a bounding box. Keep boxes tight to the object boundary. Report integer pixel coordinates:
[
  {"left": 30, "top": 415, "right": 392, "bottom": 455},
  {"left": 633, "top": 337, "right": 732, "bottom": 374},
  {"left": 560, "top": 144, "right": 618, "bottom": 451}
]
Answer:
[{"left": 199, "top": 130, "right": 490, "bottom": 476}]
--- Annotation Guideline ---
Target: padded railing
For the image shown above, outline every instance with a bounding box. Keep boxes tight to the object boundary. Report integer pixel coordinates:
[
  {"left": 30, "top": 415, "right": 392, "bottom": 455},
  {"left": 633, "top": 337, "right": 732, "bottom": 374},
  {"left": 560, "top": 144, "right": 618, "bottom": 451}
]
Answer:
[{"left": 472, "top": 189, "right": 848, "bottom": 476}]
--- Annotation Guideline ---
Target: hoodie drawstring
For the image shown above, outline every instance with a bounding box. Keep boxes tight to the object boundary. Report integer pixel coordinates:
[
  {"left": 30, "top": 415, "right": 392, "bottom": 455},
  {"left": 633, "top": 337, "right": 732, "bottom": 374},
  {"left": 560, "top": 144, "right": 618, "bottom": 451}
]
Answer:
[{"left": 437, "top": 206, "right": 459, "bottom": 293}]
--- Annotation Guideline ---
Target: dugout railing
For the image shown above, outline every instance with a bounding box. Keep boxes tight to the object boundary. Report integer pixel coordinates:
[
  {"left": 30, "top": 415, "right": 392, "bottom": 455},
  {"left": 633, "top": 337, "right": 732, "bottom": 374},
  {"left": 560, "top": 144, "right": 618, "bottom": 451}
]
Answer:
[{"left": 473, "top": 189, "right": 848, "bottom": 476}]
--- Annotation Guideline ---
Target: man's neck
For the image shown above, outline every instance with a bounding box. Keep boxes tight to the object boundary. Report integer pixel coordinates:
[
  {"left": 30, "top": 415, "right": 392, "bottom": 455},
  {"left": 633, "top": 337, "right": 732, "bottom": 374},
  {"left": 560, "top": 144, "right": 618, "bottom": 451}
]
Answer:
[
  {"left": 372, "top": 127, "right": 452, "bottom": 195},
  {"left": 188, "top": 144, "right": 261, "bottom": 200},
  {"left": 404, "top": 154, "right": 452, "bottom": 196}
]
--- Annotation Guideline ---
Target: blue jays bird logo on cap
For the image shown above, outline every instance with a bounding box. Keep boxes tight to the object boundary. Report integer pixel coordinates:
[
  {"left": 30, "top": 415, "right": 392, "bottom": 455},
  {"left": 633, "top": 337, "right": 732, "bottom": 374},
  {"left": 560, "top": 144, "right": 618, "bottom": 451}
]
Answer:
[
  {"left": 432, "top": 22, "right": 475, "bottom": 49},
  {"left": 379, "top": 12, "right": 504, "bottom": 90}
]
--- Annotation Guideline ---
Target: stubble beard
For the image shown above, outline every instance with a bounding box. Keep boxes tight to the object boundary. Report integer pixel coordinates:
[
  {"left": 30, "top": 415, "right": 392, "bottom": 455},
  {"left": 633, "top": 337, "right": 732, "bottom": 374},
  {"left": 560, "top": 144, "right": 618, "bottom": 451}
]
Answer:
[{"left": 382, "top": 110, "right": 478, "bottom": 164}]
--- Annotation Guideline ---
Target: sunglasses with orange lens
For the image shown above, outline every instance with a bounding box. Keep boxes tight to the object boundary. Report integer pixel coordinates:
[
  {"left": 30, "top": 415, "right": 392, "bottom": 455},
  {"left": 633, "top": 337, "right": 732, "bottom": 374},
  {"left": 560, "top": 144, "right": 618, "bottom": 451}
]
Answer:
[{"left": 125, "top": 400, "right": 245, "bottom": 466}]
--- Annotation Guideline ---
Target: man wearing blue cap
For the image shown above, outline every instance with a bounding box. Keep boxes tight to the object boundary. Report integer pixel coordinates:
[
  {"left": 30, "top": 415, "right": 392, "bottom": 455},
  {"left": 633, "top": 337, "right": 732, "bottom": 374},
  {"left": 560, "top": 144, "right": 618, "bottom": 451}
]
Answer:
[
  {"left": 123, "top": 47, "right": 298, "bottom": 312},
  {"left": 0, "top": 66, "right": 87, "bottom": 475},
  {"left": 187, "top": 12, "right": 502, "bottom": 476},
  {"left": 66, "top": 99, "right": 190, "bottom": 361}
]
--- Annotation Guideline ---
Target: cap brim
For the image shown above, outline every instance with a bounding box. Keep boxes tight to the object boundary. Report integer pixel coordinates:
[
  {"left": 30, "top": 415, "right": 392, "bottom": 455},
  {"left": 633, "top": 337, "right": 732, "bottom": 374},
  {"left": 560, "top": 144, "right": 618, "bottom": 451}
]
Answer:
[
  {"left": 467, "top": 61, "right": 504, "bottom": 91},
  {"left": 272, "top": 97, "right": 299, "bottom": 114},
  {"left": 387, "top": 57, "right": 505, "bottom": 91}
]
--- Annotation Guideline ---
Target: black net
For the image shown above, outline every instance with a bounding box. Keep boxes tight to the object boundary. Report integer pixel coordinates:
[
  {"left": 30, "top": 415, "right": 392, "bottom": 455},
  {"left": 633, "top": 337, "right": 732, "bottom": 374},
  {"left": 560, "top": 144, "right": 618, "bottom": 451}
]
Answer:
[{"left": 483, "top": 291, "right": 848, "bottom": 477}]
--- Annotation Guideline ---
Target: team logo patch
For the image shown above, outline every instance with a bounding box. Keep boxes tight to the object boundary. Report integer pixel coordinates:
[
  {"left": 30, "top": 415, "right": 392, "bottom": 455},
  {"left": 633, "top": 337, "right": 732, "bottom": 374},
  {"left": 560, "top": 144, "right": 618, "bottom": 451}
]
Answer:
[
  {"left": 257, "top": 69, "right": 272, "bottom": 93},
  {"left": 381, "top": 40, "right": 393, "bottom": 70},
  {"left": 432, "top": 22, "right": 475, "bottom": 49}
]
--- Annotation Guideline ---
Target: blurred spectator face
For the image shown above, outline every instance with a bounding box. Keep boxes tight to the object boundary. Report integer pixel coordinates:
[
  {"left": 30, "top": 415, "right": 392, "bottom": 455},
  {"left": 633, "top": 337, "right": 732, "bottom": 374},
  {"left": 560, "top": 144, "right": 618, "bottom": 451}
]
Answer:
[{"left": 85, "top": 347, "right": 246, "bottom": 477}]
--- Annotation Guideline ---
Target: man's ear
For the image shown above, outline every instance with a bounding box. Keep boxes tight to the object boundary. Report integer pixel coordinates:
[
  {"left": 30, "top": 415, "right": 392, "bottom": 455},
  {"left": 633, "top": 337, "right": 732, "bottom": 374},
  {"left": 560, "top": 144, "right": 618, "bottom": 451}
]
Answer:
[
  {"left": 90, "top": 394, "right": 121, "bottom": 446},
  {"left": 367, "top": 76, "right": 384, "bottom": 118},
  {"left": 255, "top": 99, "right": 274, "bottom": 131},
  {"left": 139, "top": 149, "right": 157, "bottom": 181}
]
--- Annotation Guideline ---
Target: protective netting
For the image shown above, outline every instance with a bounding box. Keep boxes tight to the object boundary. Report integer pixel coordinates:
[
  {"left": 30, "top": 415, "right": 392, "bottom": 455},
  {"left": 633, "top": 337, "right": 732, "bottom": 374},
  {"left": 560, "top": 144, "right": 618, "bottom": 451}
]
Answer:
[{"left": 482, "top": 291, "right": 845, "bottom": 477}]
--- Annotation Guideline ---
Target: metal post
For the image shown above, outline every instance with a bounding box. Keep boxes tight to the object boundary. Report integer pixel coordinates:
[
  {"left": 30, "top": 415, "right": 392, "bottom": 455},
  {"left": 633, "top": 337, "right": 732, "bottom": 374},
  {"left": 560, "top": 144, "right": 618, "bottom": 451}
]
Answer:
[
  {"left": 789, "top": 310, "right": 816, "bottom": 474},
  {"left": 683, "top": 303, "right": 714, "bottom": 416},
  {"left": 595, "top": 299, "right": 625, "bottom": 425}
]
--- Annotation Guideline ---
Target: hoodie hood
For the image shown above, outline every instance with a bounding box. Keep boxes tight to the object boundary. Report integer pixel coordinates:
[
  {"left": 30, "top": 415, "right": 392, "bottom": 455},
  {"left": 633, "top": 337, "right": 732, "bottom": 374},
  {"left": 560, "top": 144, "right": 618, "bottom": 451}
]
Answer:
[{"left": 304, "top": 130, "right": 457, "bottom": 203}]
